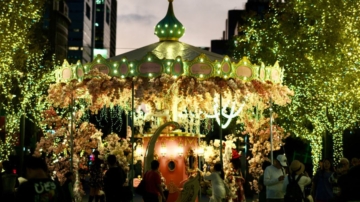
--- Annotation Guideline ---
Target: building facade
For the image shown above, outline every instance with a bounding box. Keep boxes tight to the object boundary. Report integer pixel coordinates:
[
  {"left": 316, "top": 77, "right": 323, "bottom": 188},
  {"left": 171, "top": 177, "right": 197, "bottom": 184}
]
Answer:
[
  {"left": 66, "top": 0, "right": 94, "bottom": 64},
  {"left": 210, "top": 0, "right": 271, "bottom": 55},
  {"left": 43, "top": 0, "right": 71, "bottom": 63},
  {"left": 66, "top": 0, "right": 117, "bottom": 64}
]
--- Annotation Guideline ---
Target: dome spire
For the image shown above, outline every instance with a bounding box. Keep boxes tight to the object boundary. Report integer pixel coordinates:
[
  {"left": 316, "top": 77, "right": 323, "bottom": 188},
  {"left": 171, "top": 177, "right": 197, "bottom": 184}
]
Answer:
[{"left": 154, "top": 0, "right": 185, "bottom": 41}]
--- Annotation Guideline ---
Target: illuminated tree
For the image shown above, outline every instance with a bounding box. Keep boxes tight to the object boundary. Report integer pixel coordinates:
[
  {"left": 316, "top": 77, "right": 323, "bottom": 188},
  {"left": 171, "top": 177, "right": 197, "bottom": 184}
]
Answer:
[
  {"left": 233, "top": 0, "right": 360, "bottom": 168},
  {"left": 0, "top": 0, "right": 54, "bottom": 160}
]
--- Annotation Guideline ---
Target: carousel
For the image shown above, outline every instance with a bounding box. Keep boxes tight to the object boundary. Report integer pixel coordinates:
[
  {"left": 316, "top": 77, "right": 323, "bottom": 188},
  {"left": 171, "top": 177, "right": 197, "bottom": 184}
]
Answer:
[{"left": 37, "top": 0, "right": 293, "bottom": 201}]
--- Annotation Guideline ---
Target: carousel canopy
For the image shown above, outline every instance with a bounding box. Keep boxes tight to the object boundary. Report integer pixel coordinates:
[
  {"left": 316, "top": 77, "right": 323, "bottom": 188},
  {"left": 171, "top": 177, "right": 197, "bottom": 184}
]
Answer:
[{"left": 55, "top": 0, "right": 283, "bottom": 84}]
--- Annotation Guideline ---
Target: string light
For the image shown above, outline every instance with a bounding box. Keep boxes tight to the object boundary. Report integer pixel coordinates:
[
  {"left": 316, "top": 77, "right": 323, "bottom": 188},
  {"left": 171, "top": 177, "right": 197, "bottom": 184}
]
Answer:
[
  {"left": 234, "top": 0, "right": 360, "bottom": 170},
  {"left": 0, "top": 0, "right": 52, "bottom": 161}
]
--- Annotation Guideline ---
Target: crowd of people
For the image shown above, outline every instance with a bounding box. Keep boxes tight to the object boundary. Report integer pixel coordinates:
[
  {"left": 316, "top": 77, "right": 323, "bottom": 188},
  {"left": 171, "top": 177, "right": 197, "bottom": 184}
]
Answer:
[
  {"left": 257, "top": 155, "right": 360, "bottom": 202},
  {"left": 85, "top": 151, "right": 132, "bottom": 202},
  {"left": 1, "top": 151, "right": 359, "bottom": 202},
  {"left": 0, "top": 151, "right": 132, "bottom": 202}
]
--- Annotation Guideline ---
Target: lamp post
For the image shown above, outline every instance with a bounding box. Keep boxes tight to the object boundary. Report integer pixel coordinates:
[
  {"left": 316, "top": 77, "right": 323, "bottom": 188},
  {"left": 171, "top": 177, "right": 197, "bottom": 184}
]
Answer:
[
  {"left": 70, "top": 96, "right": 74, "bottom": 172},
  {"left": 220, "top": 93, "right": 223, "bottom": 165},
  {"left": 270, "top": 98, "right": 273, "bottom": 164}
]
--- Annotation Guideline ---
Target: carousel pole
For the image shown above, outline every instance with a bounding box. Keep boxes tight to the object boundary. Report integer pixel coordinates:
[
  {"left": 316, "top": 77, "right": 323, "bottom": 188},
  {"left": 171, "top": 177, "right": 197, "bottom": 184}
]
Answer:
[
  {"left": 220, "top": 93, "right": 223, "bottom": 165},
  {"left": 270, "top": 98, "right": 274, "bottom": 164},
  {"left": 70, "top": 95, "right": 74, "bottom": 172},
  {"left": 131, "top": 78, "right": 135, "bottom": 201}
]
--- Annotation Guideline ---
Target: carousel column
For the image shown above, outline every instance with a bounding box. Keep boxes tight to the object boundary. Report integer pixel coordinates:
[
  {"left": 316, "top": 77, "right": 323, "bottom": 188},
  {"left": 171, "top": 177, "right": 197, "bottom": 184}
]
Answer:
[
  {"left": 70, "top": 95, "right": 75, "bottom": 172},
  {"left": 220, "top": 93, "right": 223, "bottom": 165},
  {"left": 131, "top": 79, "right": 135, "bottom": 201}
]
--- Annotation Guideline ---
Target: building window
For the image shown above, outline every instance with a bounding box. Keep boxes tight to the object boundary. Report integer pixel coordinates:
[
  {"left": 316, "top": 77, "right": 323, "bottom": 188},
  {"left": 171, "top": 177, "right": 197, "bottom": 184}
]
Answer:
[
  {"left": 86, "top": 3, "right": 91, "bottom": 20},
  {"left": 73, "top": 29, "right": 80, "bottom": 32},
  {"left": 106, "top": 5, "right": 110, "bottom": 25},
  {"left": 69, "top": 47, "right": 79, "bottom": 51},
  {"left": 96, "top": 0, "right": 104, "bottom": 4}
]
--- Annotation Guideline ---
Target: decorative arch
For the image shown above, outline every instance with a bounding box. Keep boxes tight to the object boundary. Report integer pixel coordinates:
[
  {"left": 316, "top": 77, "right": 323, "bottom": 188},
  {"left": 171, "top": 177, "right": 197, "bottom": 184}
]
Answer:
[{"left": 143, "top": 121, "right": 181, "bottom": 172}]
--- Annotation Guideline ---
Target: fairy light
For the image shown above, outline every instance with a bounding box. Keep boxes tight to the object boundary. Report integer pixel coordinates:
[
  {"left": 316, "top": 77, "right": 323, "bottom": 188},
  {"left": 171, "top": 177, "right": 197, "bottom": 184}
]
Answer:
[
  {"left": 206, "top": 100, "right": 246, "bottom": 129},
  {"left": 0, "top": 0, "right": 53, "bottom": 160},
  {"left": 233, "top": 0, "right": 360, "bottom": 171}
]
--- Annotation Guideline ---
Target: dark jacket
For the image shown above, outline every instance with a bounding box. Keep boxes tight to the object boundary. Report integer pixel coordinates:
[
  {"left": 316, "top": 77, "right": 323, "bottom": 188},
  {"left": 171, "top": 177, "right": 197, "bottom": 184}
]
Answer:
[
  {"left": 62, "top": 179, "right": 74, "bottom": 202},
  {"left": 16, "top": 178, "right": 63, "bottom": 202},
  {"left": 338, "top": 164, "right": 360, "bottom": 201},
  {"left": 103, "top": 167, "right": 126, "bottom": 195}
]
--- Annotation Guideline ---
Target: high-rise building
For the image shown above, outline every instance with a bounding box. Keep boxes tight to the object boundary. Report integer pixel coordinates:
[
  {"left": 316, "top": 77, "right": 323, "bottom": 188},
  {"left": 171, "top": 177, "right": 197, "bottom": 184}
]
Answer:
[
  {"left": 42, "top": 0, "right": 71, "bottom": 63},
  {"left": 66, "top": 0, "right": 117, "bottom": 64},
  {"left": 210, "top": 0, "right": 271, "bottom": 55},
  {"left": 66, "top": 0, "right": 94, "bottom": 64},
  {"left": 94, "top": 0, "right": 116, "bottom": 58},
  {"left": 110, "top": 0, "right": 117, "bottom": 57}
]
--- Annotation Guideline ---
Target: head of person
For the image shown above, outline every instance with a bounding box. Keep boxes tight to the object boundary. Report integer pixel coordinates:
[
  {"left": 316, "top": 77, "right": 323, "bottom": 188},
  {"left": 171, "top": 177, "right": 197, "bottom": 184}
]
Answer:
[
  {"left": 230, "top": 149, "right": 242, "bottom": 170},
  {"left": 151, "top": 160, "right": 160, "bottom": 171},
  {"left": 2, "top": 160, "right": 12, "bottom": 173},
  {"left": 214, "top": 162, "right": 222, "bottom": 172},
  {"left": 351, "top": 157, "right": 360, "bottom": 167},
  {"left": 289, "top": 160, "right": 305, "bottom": 176},
  {"left": 107, "top": 155, "right": 117, "bottom": 167},
  {"left": 339, "top": 158, "right": 350, "bottom": 171},
  {"left": 275, "top": 154, "right": 288, "bottom": 169},
  {"left": 262, "top": 160, "right": 272, "bottom": 171},
  {"left": 24, "top": 156, "right": 48, "bottom": 179},
  {"left": 322, "top": 158, "right": 333, "bottom": 171},
  {"left": 213, "top": 162, "right": 225, "bottom": 179},
  {"left": 93, "top": 150, "right": 100, "bottom": 159},
  {"left": 65, "top": 171, "right": 74, "bottom": 181}
]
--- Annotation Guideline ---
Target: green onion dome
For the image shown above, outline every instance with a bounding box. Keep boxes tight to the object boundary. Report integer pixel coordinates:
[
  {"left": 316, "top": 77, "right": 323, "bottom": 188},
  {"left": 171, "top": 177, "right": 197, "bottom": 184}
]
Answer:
[{"left": 154, "top": 0, "right": 185, "bottom": 41}]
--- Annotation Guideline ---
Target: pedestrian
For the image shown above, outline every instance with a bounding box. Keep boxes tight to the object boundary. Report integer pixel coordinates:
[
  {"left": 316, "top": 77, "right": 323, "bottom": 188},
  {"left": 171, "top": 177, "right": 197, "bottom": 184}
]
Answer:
[
  {"left": 103, "top": 154, "right": 129, "bottom": 202},
  {"left": 350, "top": 157, "right": 359, "bottom": 168},
  {"left": 16, "top": 156, "right": 63, "bottom": 202},
  {"left": 143, "top": 160, "right": 166, "bottom": 202},
  {"left": 204, "top": 162, "right": 226, "bottom": 202},
  {"left": 282, "top": 160, "right": 311, "bottom": 202},
  {"left": 230, "top": 149, "right": 246, "bottom": 202},
  {"left": 337, "top": 160, "right": 360, "bottom": 202},
  {"left": 264, "top": 154, "right": 287, "bottom": 202},
  {"left": 1, "top": 160, "right": 18, "bottom": 202},
  {"left": 311, "top": 158, "right": 334, "bottom": 202},
  {"left": 88, "top": 150, "right": 103, "bottom": 202},
  {"left": 259, "top": 160, "right": 272, "bottom": 202},
  {"left": 329, "top": 157, "right": 349, "bottom": 201},
  {"left": 62, "top": 171, "right": 75, "bottom": 202}
]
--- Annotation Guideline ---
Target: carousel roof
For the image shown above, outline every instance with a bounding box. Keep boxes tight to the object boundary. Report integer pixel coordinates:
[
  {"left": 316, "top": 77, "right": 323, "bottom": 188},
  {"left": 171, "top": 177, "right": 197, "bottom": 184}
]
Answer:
[
  {"left": 110, "top": 0, "right": 224, "bottom": 62},
  {"left": 110, "top": 41, "right": 225, "bottom": 62},
  {"left": 54, "top": 0, "right": 283, "bottom": 84}
]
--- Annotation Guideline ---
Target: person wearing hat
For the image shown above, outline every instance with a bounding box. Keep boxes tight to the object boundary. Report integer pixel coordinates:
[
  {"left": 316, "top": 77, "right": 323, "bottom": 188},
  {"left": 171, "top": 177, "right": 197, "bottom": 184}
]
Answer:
[
  {"left": 230, "top": 149, "right": 246, "bottom": 202},
  {"left": 282, "top": 160, "right": 311, "bottom": 201},
  {"left": 264, "top": 154, "right": 288, "bottom": 202}
]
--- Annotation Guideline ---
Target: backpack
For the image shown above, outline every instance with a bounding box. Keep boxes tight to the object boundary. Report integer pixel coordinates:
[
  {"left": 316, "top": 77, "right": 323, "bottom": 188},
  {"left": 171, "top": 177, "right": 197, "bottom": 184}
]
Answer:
[{"left": 284, "top": 174, "right": 304, "bottom": 202}]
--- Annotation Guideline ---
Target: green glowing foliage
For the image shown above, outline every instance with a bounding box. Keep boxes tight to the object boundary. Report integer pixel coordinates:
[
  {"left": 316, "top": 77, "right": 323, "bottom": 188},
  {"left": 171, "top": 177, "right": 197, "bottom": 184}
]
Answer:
[
  {"left": 0, "top": 0, "right": 54, "bottom": 161},
  {"left": 233, "top": 0, "right": 360, "bottom": 168}
]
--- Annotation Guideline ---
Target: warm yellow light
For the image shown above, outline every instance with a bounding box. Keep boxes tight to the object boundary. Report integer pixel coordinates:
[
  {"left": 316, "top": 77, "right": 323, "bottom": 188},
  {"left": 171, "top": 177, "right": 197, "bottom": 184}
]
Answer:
[
  {"left": 197, "top": 147, "right": 204, "bottom": 156},
  {"left": 160, "top": 145, "right": 167, "bottom": 157},
  {"left": 136, "top": 147, "right": 143, "bottom": 156},
  {"left": 177, "top": 145, "right": 184, "bottom": 156}
]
